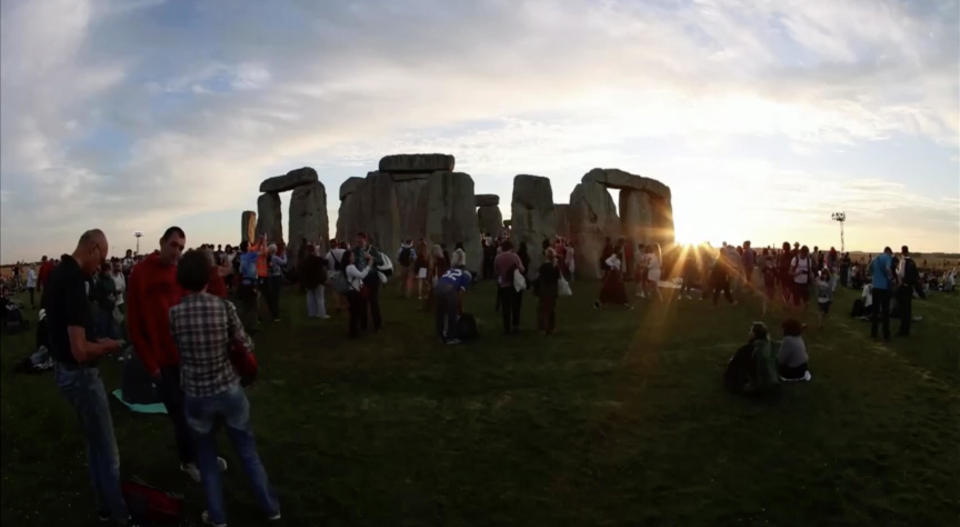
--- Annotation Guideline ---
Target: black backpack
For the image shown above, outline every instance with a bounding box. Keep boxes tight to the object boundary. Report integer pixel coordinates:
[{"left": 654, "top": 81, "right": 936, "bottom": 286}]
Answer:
[
  {"left": 903, "top": 258, "right": 919, "bottom": 286},
  {"left": 398, "top": 247, "right": 412, "bottom": 266},
  {"left": 457, "top": 313, "right": 479, "bottom": 340}
]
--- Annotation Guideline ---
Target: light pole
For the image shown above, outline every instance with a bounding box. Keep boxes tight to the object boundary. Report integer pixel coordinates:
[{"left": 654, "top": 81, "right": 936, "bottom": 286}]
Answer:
[
  {"left": 831, "top": 212, "right": 846, "bottom": 252},
  {"left": 134, "top": 231, "right": 143, "bottom": 255}
]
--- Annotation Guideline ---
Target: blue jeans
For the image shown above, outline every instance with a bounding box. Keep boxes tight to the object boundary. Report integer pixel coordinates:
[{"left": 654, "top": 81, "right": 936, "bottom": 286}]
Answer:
[
  {"left": 184, "top": 386, "right": 279, "bottom": 525},
  {"left": 54, "top": 364, "right": 128, "bottom": 523}
]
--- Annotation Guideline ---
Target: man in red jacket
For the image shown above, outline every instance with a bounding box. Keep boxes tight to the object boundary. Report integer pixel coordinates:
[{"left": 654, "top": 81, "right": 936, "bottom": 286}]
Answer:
[{"left": 127, "top": 226, "right": 226, "bottom": 481}]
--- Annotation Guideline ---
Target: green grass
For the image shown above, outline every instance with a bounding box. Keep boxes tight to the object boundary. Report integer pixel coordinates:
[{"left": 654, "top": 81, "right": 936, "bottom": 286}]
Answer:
[{"left": 2, "top": 281, "right": 958, "bottom": 526}]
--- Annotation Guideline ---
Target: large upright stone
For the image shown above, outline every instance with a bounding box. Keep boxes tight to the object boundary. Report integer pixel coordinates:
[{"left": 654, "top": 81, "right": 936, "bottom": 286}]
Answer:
[
  {"left": 259, "top": 167, "right": 319, "bottom": 193},
  {"left": 425, "top": 172, "right": 481, "bottom": 273},
  {"left": 255, "top": 192, "right": 283, "bottom": 244},
  {"left": 583, "top": 168, "right": 670, "bottom": 199},
  {"left": 475, "top": 194, "right": 499, "bottom": 207},
  {"left": 241, "top": 211, "right": 257, "bottom": 244},
  {"left": 477, "top": 205, "right": 503, "bottom": 236},
  {"left": 569, "top": 181, "right": 619, "bottom": 279},
  {"left": 287, "top": 182, "right": 329, "bottom": 264},
  {"left": 379, "top": 154, "right": 455, "bottom": 173},
  {"left": 339, "top": 177, "right": 365, "bottom": 201},
  {"left": 511, "top": 175, "right": 556, "bottom": 277},
  {"left": 650, "top": 196, "right": 675, "bottom": 246}
]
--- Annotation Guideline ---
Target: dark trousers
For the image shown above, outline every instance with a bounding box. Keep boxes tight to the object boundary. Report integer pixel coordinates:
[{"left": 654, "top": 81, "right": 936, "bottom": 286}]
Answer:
[
  {"left": 538, "top": 294, "right": 557, "bottom": 333},
  {"left": 712, "top": 272, "right": 733, "bottom": 305},
  {"left": 266, "top": 276, "right": 282, "bottom": 319},
  {"left": 435, "top": 285, "right": 459, "bottom": 341},
  {"left": 871, "top": 288, "right": 891, "bottom": 339},
  {"left": 346, "top": 290, "right": 365, "bottom": 337},
  {"left": 158, "top": 365, "right": 197, "bottom": 465},
  {"left": 28, "top": 287, "right": 35, "bottom": 307},
  {"left": 363, "top": 276, "right": 382, "bottom": 330},
  {"left": 500, "top": 287, "right": 520, "bottom": 333},
  {"left": 896, "top": 285, "right": 913, "bottom": 335}
]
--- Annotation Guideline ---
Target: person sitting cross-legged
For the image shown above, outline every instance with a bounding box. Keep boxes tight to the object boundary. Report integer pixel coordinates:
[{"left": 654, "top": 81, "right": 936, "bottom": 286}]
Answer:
[{"left": 777, "top": 319, "right": 812, "bottom": 382}]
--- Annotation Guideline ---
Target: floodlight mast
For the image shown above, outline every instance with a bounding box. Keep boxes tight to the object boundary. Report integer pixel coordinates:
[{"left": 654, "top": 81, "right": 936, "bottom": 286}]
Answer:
[{"left": 831, "top": 212, "right": 846, "bottom": 252}]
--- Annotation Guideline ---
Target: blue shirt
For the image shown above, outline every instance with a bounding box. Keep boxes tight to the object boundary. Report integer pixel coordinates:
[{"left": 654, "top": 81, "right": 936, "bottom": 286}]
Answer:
[
  {"left": 870, "top": 253, "right": 893, "bottom": 290},
  {"left": 439, "top": 268, "right": 471, "bottom": 291}
]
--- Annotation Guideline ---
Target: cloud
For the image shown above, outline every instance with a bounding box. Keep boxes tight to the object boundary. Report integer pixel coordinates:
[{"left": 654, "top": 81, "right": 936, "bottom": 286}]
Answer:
[{"left": 1, "top": 0, "right": 958, "bottom": 262}]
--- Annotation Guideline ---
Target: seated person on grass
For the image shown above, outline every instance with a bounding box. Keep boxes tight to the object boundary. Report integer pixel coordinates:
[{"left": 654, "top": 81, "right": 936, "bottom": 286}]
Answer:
[
  {"left": 724, "top": 321, "right": 780, "bottom": 396},
  {"left": 777, "top": 319, "right": 811, "bottom": 382}
]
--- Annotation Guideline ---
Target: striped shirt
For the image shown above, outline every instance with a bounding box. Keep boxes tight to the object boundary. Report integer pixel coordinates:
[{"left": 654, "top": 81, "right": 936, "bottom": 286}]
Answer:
[{"left": 169, "top": 292, "right": 252, "bottom": 397}]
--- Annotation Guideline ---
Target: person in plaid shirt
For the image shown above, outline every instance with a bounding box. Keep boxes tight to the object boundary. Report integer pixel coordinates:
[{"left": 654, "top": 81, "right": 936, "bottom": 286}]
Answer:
[{"left": 169, "top": 249, "right": 280, "bottom": 527}]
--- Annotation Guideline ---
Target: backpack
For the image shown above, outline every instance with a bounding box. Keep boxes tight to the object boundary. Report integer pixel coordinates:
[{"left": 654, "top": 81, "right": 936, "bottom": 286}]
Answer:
[
  {"left": 457, "top": 313, "right": 479, "bottom": 340},
  {"left": 903, "top": 258, "right": 919, "bottom": 286},
  {"left": 240, "top": 252, "right": 259, "bottom": 283},
  {"left": 398, "top": 247, "right": 412, "bottom": 266}
]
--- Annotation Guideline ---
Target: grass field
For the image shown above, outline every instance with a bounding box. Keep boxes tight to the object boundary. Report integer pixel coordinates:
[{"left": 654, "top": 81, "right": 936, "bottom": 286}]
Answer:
[{"left": 2, "top": 280, "right": 958, "bottom": 526}]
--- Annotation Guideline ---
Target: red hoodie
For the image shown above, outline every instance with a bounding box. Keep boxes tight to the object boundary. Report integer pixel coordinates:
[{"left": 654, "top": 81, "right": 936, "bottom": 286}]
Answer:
[{"left": 127, "top": 252, "right": 184, "bottom": 375}]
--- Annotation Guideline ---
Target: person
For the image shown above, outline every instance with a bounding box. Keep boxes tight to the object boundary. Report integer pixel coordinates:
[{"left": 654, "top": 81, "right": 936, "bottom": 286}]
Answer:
[
  {"left": 236, "top": 241, "right": 261, "bottom": 331},
  {"left": 250, "top": 234, "right": 270, "bottom": 318},
  {"left": 300, "top": 244, "right": 329, "bottom": 319},
  {"left": 25, "top": 264, "right": 37, "bottom": 308},
  {"left": 38, "top": 255, "right": 55, "bottom": 293},
  {"left": 840, "top": 252, "right": 851, "bottom": 288},
  {"left": 595, "top": 247, "right": 631, "bottom": 309},
  {"left": 265, "top": 243, "right": 286, "bottom": 322},
  {"left": 494, "top": 240, "right": 525, "bottom": 334},
  {"left": 816, "top": 269, "right": 833, "bottom": 328},
  {"left": 343, "top": 249, "right": 373, "bottom": 337},
  {"left": 515, "top": 242, "right": 530, "bottom": 322},
  {"left": 352, "top": 233, "right": 384, "bottom": 331},
  {"left": 168, "top": 250, "right": 281, "bottom": 526},
  {"left": 599, "top": 237, "right": 614, "bottom": 279},
  {"left": 739, "top": 241, "right": 755, "bottom": 286},
  {"left": 111, "top": 261, "right": 126, "bottom": 322},
  {"left": 710, "top": 248, "right": 735, "bottom": 306},
  {"left": 536, "top": 248, "right": 561, "bottom": 335},
  {"left": 634, "top": 243, "right": 648, "bottom": 298},
  {"left": 790, "top": 245, "right": 813, "bottom": 308},
  {"left": 778, "top": 241, "right": 793, "bottom": 303},
  {"left": 92, "top": 262, "right": 118, "bottom": 339},
  {"left": 434, "top": 266, "right": 472, "bottom": 344},
  {"left": 482, "top": 235, "right": 497, "bottom": 281},
  {"left": 869, "top": 247, "right": 894, "bottom": 340},
  {"left": 43, "top": 230, "right": 135, "bottom": 526},
  {"left": 777, "top": 319, "right": 811, "bottom": 382},
  {"left": 723, "top": 321, "right": 780, "bottom": 396},
  {"left": 450, "top": 242, "right": 466, "bottom": 269},
  {"left": 396, "top": 240, "right": 415, "bottom": 297},
  {"left": 896, "top": 245, "right": 920, "bottom": 336},
  {"left": 127, "top": 226, "right": 224, "bottom": 482},
  {"left": 645, "top": 243, "right": 663, "bottom": 302},
  {"left": 414, "top": 239, "right": 430, "bottom": 300},
  {"left": 761, "top": 249, "right": 778, "bottom": 316}
]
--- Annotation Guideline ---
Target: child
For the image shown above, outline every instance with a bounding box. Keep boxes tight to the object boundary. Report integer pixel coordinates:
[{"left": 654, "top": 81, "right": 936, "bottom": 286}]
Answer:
[
  {"left": 777, "top": 319, "right": 811, "bottom": 382},
  {"left": 816, "top": 269, "right": 833, "bottom": 328},
  {"left": 761, "top": 250, "right": 778, "bottom": 316}
]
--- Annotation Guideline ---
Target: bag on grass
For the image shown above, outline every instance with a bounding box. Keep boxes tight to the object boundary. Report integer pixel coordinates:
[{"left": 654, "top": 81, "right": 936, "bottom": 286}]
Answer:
[
  {"left": 122, "top": 478, "right": 183, "bottom": 524},
  {"left": 457, "top": 313, "right": 479, "bottom": 340}
]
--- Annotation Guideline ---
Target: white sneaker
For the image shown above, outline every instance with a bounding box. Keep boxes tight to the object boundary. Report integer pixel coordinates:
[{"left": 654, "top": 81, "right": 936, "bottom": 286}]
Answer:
[
  {"left": 267, "top": 512, "right": 282, "bottom": 521},
  {"left": 217, "top": 456, "right": 228, "bottom": 471},
  {"left": 321, "top": 315, "right": 331, "bottom": 320},
  {"left": 201, "top": 510, "right": 227, "bottom": 527},
  {"left": 181, "top": 463, "right": 201, "bottom": 482}
]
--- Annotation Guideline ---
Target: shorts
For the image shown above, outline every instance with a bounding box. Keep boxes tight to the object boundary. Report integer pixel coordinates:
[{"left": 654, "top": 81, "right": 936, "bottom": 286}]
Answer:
[{"left": 818, "top": 301, "right": 831, "bottom": 314}]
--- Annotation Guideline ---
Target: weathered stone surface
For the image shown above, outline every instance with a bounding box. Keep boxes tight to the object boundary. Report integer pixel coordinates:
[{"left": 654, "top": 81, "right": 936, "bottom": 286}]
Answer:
[
  {"left": 339, "top": 177, "right": 365, "bottom": 201},
  {"left": 390, "top": 172, "right": 431, "bottom": 182},
  {"left": 425, "top": 172, "right": 481, "bottom": 273},
  {"left": 650, "top": 196, "right": 675, "bottom": 246},
  {"left": 379, "top": 153, "right": 455, "bottom": 173},
  {"left": 554, "top": 204, "right": 571, "bottom": 239},
  {"left": 569, "top": 181, "right": 619, "bottom": 279},
  {"left": 259, "top": 167, "right": 319, "bottom": 193},
  {"left": 477, "top": 205, "right": 503, "bottom": 236},
  {"left": 511, "top": 175, "right": 556, "bottom": 278},
  {"left": 287, "top": 182, "right": 329, "bottom": 265},
  {"left": 255, "top": 192, "right": 283, "bottom": 244},
  {"left": 335, "top": 171, "right": 403, "bottom": 260},
  {"left": 475, "top": 194, "right": 499, "bottom": 207},
  {"left": 583, "top": 168, "right": 670, "bottom": 199},
  {"left": 241, "top": 211, "right": 257, "bottom": 244},
  {"left": 619, "top": 189, "right": 653, "bottom": 242}
]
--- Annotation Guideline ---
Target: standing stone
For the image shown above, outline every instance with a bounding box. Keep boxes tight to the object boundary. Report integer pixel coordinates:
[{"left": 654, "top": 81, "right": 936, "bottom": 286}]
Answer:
[
  {"left": 288, "top": 181, "right": 329, "bottom": 266},
  {"left": 241, "top": 211, "right": 257, "bottom": 244},
  {"left": 339, "top": 177, "right": 365, "bottom": 201},
  {"left": 475, "top": 194, "right": 500, "bottom": 207},
  {"left": 619, "top": 190, "right": 652, "bottom": 277},
  {"left": 477, "top": 205, "right": 503, "bottom": 236},
  {"left": 511, "top": 175, "right": 556, "bottom": 277},
  {"left": 255, "top": 192, "right": 283, "bottom": 245},
  {"left": 650, "top": 196, "right": 675, "bottom": 246},
  {"left": 569, "top": 181, "right": 619, "bottom": 279},
  {"left": 425, "top": 172, "right": 481, "bottom": 274}
]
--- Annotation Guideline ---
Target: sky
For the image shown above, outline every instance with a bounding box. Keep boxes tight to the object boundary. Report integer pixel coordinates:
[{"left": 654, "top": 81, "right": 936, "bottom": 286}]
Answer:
[{"left": 1, "top": 0, "right": 958, "bottom": 263}]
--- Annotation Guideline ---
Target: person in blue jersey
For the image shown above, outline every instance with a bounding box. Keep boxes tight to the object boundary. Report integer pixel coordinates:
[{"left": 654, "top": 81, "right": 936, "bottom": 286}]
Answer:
[
  {"left": 869, "top": 246, "right": 895, "bottom": 341},
  {"left": 434, "top": 266, "right": 472, "bottom": 344}
]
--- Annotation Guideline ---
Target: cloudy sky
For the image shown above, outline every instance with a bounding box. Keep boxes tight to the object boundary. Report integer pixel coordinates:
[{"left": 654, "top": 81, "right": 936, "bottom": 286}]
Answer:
[{"left": 2, "top": 0, "right": 958, "bottom": 262}]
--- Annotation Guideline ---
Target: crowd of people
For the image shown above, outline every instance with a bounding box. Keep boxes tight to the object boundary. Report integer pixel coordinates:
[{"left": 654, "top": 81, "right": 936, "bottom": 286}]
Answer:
[{"left": 5, "top": 223, "right": 957, "bottom": 525}]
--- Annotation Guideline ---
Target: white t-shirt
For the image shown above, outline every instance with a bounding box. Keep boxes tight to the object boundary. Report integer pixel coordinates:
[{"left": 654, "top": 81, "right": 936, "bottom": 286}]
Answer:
[
  {"left": 26, "top": 269, "right": 37, "bottom": 288},
  {"left": 792, "top": 256, "right": 811, "bottom": 284},
  {"left": 112, "top": 273, "right": 126, "bottom": 306}
]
